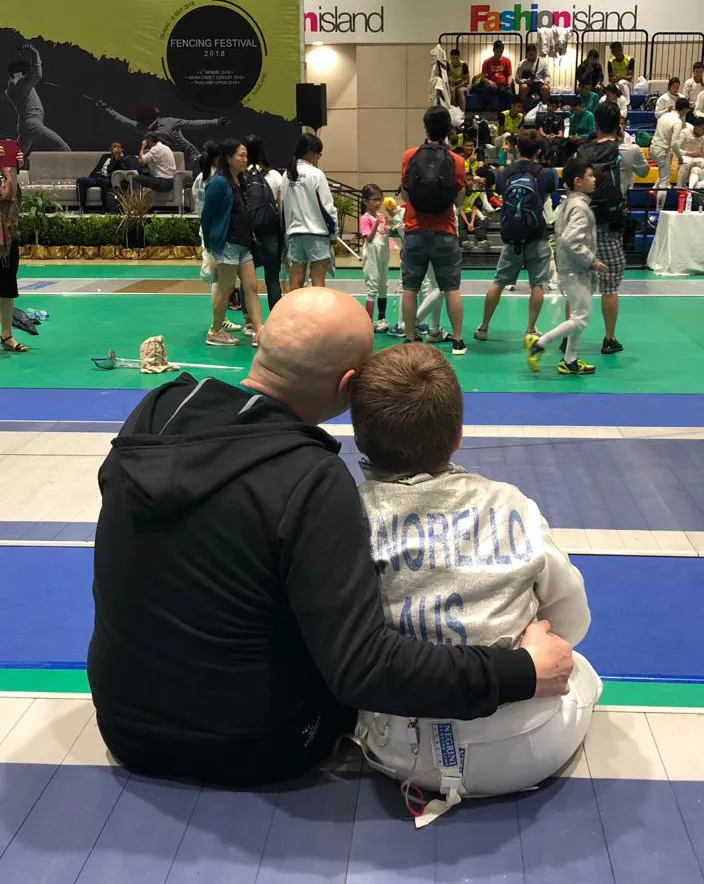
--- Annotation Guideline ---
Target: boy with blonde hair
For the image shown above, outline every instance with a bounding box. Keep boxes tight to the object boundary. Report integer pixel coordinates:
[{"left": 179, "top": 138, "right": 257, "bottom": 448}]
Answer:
[{"left": 350, "top": 344, "right": 601, "bottom": 812}]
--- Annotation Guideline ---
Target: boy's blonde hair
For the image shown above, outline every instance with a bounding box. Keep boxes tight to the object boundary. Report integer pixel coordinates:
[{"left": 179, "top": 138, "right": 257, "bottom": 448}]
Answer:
[{"left": 350, "top": 344, "right": 463, "bottom": 475}]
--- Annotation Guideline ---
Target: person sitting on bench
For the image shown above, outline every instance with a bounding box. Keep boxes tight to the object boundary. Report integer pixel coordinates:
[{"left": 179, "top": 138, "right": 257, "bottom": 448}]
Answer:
[
  {"left": 76, "top": 142, "right": 127, "bottom": 212},
  {"left": 134, "top": 134, "right": 176, "bottom": 193}
]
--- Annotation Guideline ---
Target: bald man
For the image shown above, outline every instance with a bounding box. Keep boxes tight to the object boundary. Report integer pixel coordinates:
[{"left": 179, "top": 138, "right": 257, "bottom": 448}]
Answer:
[{"left": 89, "top": 288, "right": 573, "bottom": 787}]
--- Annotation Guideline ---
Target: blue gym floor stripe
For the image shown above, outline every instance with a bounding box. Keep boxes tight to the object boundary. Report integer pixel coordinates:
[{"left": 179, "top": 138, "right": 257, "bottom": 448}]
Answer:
[
  {"left": 3, "top": 389, "right": 704, "bottom": 427},
  {"left": 1, "top": 547, "right": 701, "bottom": 683}
]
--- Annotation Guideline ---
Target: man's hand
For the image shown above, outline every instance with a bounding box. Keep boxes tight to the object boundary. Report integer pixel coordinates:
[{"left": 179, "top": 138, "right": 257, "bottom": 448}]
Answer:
[
  {"left": 593, "top": 260, "right": 607, "bottom": 274},
  {"left": 520, "top": 620, "right": 574, "bottom": 697},
  {"left": 217, "top": 117, "right": 230, "bottom": 126}
]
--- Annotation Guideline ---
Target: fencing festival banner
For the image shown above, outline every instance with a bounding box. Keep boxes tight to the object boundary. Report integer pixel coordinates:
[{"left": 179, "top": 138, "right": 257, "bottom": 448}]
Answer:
[
  {"left": 303, "top": 0, "right": 689, "bottom": 42},
  {"left": 0, "top": 0, "right": 301, "bottom": 166}
]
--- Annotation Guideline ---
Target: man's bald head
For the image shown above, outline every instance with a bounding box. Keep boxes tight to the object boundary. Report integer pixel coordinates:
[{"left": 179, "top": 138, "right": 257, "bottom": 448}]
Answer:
[{"left": 246, "top": 288, "right": 374, "bottom": 423}]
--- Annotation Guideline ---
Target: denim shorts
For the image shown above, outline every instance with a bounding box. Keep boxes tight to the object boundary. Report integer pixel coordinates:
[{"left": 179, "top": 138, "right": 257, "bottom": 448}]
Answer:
[
  {"left": 212, "top": 242, "right": 253, "bottom": 266},
  {"left": 287, "top": 234, "right": 331, "bottom": 264},
  {"left": 401, "top": 231, "right": 462, "bottom": 293},
  {"left": 493, "top": 238, "right": 551, "bottom": 289}
]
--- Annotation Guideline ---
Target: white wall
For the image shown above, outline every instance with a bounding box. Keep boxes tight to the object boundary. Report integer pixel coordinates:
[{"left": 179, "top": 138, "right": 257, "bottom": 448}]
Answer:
[{"left": 306, "top": 43, "right": 431, "bottom": 190}]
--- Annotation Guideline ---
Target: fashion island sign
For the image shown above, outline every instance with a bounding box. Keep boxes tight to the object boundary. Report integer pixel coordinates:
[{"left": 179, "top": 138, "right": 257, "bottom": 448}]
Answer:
[
  {"left": 303, "top": 0, "right": 650, "bottom": 42},
  {"left": 469, "top": 3, "right": 639, "bottom": 31}
]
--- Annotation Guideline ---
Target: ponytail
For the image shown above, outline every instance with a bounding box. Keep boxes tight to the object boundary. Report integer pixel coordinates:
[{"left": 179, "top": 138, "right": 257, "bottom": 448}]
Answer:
[
  {"left": 286, "top": 133, "right": 324, "bottom": 181},
  {"left": 199, "top": 140, "right": 220, "bottom": 182}
]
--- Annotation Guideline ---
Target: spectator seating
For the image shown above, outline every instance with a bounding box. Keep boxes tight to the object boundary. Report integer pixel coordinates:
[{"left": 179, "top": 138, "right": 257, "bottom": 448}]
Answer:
[{"left": 19, "top": 151, "right": 192, "bottom": 213}]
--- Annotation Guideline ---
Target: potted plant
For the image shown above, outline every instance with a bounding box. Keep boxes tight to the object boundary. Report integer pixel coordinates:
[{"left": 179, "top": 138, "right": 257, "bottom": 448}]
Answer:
[
  {"left": 332, "top": 191, "right": 355, "bottom": 237},
  {"left": 21, "top": 191, "right": 64, "bottom": 256},
  {"left": 115, "top": 186, "right": 151, "bottom": 250}
]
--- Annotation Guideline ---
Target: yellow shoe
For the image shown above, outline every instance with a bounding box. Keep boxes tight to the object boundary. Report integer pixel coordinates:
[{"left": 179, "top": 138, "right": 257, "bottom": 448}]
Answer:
[
  {"left": 557, "top": 358, "right": 596, "bottom": 375},
  {"left": 524, "top": 328, "right": 542, "bottom": 349},
  {"left": 525, "top": 334, "right": 543, "bottom": 372}
]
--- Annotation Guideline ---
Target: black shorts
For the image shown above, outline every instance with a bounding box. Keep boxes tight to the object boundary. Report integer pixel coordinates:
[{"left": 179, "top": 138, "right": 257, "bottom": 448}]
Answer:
[{"left": 0, "top": 239, "right": 20, "bottom": 299}]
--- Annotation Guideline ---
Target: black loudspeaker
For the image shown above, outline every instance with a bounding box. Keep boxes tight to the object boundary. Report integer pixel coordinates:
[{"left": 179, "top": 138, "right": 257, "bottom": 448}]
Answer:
[{"left": 296, "top": 83, "right": 327, "bottom": 131}]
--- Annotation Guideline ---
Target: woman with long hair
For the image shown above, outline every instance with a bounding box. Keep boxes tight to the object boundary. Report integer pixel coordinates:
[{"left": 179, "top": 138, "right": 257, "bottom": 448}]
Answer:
[
  {"left": 192, "top": 140, "right": 219, "bottom": 216},
  {"left": 200, "top": 139, "right": 262, "bottom": 346},
  {"left": 193, "top": 141, "right": 242, "bottom": 335},
  {"left": 281, "top": 133, "right": 338, "bottom": 289},
  {"left": 0, "top": 144, "right": 26, "bottom": 352},
  {"left": 243, "top": 133, "right": 283, "bottom": 311}
]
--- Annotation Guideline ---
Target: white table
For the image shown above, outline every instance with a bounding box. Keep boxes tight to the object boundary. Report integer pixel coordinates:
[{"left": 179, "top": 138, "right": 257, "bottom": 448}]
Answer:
[{"left": 647, "top": 210, "right": 704, "bottom": 275}]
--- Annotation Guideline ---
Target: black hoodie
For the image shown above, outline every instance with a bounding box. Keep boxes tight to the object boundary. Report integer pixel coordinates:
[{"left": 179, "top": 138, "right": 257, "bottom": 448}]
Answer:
[{"left": 88, "top": 374, "right": 536, "bottom": 785}]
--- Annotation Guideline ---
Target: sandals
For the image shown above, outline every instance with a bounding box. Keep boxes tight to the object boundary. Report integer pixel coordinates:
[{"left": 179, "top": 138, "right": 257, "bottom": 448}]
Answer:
[{"left": 1, "top": 336, "right": 28, "bottom": 353}]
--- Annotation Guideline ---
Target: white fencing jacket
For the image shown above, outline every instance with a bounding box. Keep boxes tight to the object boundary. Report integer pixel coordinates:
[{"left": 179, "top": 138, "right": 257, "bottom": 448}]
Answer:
[{"left": 359, "top": 464, "right": 590, "bottom": 652}]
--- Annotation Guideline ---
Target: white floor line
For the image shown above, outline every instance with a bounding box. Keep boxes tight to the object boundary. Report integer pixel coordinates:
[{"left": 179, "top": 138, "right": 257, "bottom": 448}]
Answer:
[
  {"left": 321, "top": 424, "right": 704, "bottom": 440},
  {"left": 1, "top": 535, "right": 700, "bottom": 557},
  {"left": 21, "top": 289, "right": 704, "bottom": 299},
  {"left": 0, "top": 540, "right": 94, "bottom": 547}
]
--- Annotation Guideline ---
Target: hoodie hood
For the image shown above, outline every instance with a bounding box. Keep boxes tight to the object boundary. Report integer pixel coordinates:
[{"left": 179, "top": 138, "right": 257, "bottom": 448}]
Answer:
[{"left": 105, "top": 374, "right": 340, "bottom": 519}]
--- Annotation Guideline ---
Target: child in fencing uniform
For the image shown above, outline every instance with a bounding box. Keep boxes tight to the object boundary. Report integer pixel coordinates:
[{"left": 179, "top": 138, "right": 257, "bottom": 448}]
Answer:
[
  {"left": 360, "top": 184, "right": 393, "bottom": 333},
  {"left": 526, "top": 157, "right": 605, "bottom": 376},
  {"left": 350, "top": 344, "right": 601, "bottom": 821}
]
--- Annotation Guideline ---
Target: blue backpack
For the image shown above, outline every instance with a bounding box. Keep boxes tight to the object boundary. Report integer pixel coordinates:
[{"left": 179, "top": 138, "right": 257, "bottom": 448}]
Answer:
[{"left": 500, "top": 163, "right": 545, "bottom": 248}]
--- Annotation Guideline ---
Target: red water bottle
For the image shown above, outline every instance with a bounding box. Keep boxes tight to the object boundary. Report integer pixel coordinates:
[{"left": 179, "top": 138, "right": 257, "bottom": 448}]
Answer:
[{"left": 678, "top": 190, "right": 686, "bottom": 213}]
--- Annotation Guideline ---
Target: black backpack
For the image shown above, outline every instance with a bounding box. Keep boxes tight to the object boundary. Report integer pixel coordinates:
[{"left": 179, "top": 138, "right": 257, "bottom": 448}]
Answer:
[
  {"left": 245, "top": 167, "right": 279, "bottom": 234},
  {"left": 404, "top": 143, "right": 458, "bottom": 214},
  {"left": 576, "top": 140, "right": 624, "bottom": 226}
]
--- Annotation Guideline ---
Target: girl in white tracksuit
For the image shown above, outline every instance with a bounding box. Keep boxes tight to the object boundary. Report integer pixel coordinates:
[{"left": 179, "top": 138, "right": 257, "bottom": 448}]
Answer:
[
  {"left": 528, "top": 158, "right": 605, "bottom": 376},
  {"left": 360, "top": 184, "right": 391, "bottom": 332}
]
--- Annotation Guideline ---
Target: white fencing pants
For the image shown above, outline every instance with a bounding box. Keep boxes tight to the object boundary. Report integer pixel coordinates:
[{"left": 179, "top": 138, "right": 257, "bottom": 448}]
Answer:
[
  {"left": 538, "top": 271, "right": 595, "bottom": 363},
  {"left": 617, "top": 79, "right": 632, "bottom": 105},
  {"left": 677, "top": 156, "right": 704, "bottom": 188},
  {"left": 362, "top": 240, "right": 389, "bottom": 302},
  {"left": 650, "top": 146, "right": 672, "bottom": 210},
  {"left": 416, "top": 264, "right": 443, "bottom": 330},
  {"left": 357, "top": 652, "right": 602, "bottom": 800}
]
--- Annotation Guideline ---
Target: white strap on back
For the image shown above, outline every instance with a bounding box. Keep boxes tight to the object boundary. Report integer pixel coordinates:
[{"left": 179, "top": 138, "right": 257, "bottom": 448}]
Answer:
[{"left": 159, "top": 378, "right": 210, "bottom": 435}]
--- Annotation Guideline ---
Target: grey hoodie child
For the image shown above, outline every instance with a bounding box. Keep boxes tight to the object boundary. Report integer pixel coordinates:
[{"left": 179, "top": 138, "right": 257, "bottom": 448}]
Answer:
[{"left": 554, "top": 190, "right": 598, "bottom": 279}]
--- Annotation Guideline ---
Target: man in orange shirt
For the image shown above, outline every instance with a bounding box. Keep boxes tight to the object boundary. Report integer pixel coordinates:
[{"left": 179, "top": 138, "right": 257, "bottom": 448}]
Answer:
[
  {"left": 476, "top": 40, "right": 514, "bottom": 110},
  {"left": 400, "top": 106, "right": 467, "bottom": 356}
]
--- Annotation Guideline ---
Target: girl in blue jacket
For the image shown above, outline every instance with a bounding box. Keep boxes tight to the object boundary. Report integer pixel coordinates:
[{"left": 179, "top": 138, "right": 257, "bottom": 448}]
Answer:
[{"left": 200, "top": 139, "right": 262, "bottom": 347}]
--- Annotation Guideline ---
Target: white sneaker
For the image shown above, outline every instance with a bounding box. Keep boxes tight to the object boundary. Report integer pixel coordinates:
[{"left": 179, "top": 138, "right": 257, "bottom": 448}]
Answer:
[
  {"left": 505, "top": 284, "right": 516, "bottom": 292},
  {"left": 222, "top": 318, "right": 243, "bottom": 332},
  {"left": 243, "top": 323, "right": 254, "bottom": 337},
  {"left": 373, "top": 318, "right": 389, "bottom": 333}
]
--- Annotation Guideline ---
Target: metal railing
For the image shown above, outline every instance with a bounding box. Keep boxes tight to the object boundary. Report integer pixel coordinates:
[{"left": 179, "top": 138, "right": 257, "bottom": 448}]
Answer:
[
  {"left": 438, "top": 31, "right": 524, "bottom": 83},
  {"left": 649, "top": 32, "right": 704, "bottom": 82},
  {"left": 578, "top": 29, "right": 650, "bottom": 87},
  {"left": 525, "top": 29, "right": 581, "bottom": 92}
]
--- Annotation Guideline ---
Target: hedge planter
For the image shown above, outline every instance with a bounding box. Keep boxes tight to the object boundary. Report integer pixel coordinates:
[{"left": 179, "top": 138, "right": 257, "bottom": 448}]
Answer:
[
  {"left": 18, "top": 212, "right": 202, "bottom": 259},
  {"left": 19, "top": 245, "right": 202, "bottom": 260}
]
